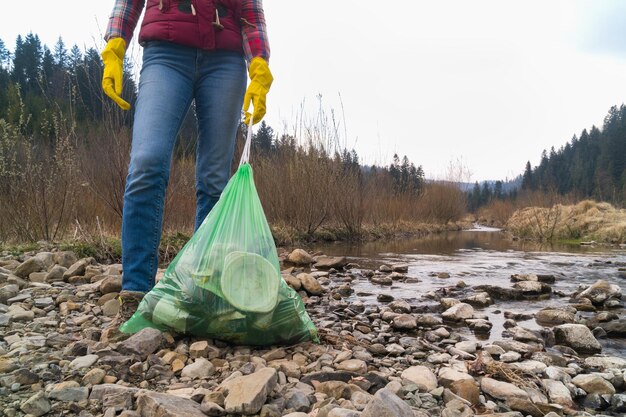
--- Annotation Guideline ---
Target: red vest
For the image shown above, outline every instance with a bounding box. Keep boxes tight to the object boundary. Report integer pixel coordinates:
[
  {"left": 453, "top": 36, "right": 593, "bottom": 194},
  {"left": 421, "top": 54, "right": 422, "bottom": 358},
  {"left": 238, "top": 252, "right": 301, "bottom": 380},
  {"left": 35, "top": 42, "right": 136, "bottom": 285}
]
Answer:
[{"left": 138, "top": 0, "right": 243, "bottom": 52}]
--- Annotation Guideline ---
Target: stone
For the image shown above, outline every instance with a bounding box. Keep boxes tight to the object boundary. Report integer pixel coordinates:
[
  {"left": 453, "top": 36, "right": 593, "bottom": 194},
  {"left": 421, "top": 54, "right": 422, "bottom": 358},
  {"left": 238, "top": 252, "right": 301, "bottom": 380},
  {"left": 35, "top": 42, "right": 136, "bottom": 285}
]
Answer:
[
  {"left": 600, "top": 319, "right": 626, "bottom": 337},
  {"left": 361, "top": 388, "right": 414, "bottom": 417},
  {"left": 577, "top": 279, "right": 621, "bottom": 305},
  {"left": 20, "top": 391, "right": 51, "bottom": 417},
  {"left": 507, "top": 397, "right": 562, "bottom": 417},
  {"left": 223, "top": 367, "right": 277, "bottom": 415},
  {"left": 480, "top": 377, "right": 529, "bottom": 401},
  {"left": 454, "top": 341, "right": 477, "bottom": 354},
  {"left": 117, "top": 327, "right": 163, "bottom": 359},
  {"left": 181, "top": 358, "right": 215, "bottom": 379},
  {"left": 513, "top": 281, "right": 551, "bottom": 295},
  {"left": 137, "top": 391, "right": 207, "bottom": 417},
  {"left": 500, "top": 352, "right": 521, "bottom": 362},
  {"left": 585, "top": 356, "right": 626, "bottom": 370},
  {"left": 287, "top": 249, "right": 313, "bottom": 265},
  {"left": 328, "top": 409, "right": 360, "bottom": 417},
  {"left": 541, "top": 379, "right": 573, "bottom": 406},
  {"left": 49, "top": 381, "right": 89, "bottom": 402},
  {"left": 415, "top": 314, "right": 443, "bottom": 327},
  {"left": 297, "top": 273, "right": 323, "bottom": 295},
  {"left": 70, "top": 354, "right": 99, "bottom": 369},
  {"left": 611, "top": 393, "right": 626, "bottom": 412},
  {"left": 15, "top": 257, "right": 45, "bottom": 278},
  {"left": 99, "top": 276, "right": 122, "bottom": 294},
  {"left": 189, "top": 341, "right": 211, "bottom": 358},
  {"left": 450, "top": 379, "right": 479, "bottom": 405},
  {"left": 200, "top": 401, "right": 226, "bottom": 416},
  {"left": 0, "top": 284, "right": 19, "bottom": 304},
  {"left": 314, "top": 256, "right": 348, "bottom": 270},
  {"left": 441, "top": 399, "right": 473, "bottom": 417},
  {"left": 82, "top": 368, "right": 107, "bottom": 385},
  {"left": 442, "top": 303, "right": 474, "bottom": 321},
  {"left": 45, "top": 265, "right": 67, "bottom": 282},
  {"left": 572, "top": 373, "right": 616, "bottom": 395},
  {"left": 392, "top": 314, "right": 417, "bottom": 330},
  {"left": 554, "top": 324, "right": 601, "bottom": 354},
  {"left": 401, "top": 366, "right": 437, "bottom": 392},
  {"left": 63, "top": 258, "right": 89, "bottom": 280},
  {"left": 283, "top": 274, "right": 301, "bottom": 290},
  {"left": 33, "top": 296, "right": 54, "bottom": 308},
  {"left": 438, "top": 368, "right": 474, "bottom": 387},
  {"left": 102, "top": 298, "right": 120, "bottom": 316},
  {"left": 54, "top": 251, "right": 78, "bottom": 267},
  {"left": 388, "top": 300, "right": 412, "bottom": 313},
  {"left": 315, "top": 381, "right": 352, "bottom": 400},
  {"left": 535, "top": 308, "right": 575, "bottom": 324},
  {"left": 285, "top": 390, "right": 310, "bottom": 412},
  {"left": 461, "top": 292, "right": 492, "bottom": 307},
  {"left": 14, "top": 368, "right": 40, "bottom": 385},
  {"left": 336, "top": 359, "right": 367, "bottom": 374}
]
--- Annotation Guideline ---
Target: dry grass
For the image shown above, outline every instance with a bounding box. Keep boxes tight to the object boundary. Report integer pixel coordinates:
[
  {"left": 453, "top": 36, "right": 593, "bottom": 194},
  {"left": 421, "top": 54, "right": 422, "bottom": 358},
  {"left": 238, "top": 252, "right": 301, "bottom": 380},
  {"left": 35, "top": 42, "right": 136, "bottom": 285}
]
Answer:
[{"left": 506, "top": 199, "right": 626, "bottom": 243}]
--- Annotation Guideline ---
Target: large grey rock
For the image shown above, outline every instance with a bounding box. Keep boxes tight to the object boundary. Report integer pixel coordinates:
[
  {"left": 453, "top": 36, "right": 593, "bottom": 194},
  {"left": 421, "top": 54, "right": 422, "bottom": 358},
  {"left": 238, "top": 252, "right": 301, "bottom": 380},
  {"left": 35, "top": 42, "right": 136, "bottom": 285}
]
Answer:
[
  {"left": 223, "top": 367, "right": 277, "bottom": 415},
  {"left": 480, "top": 377, "right": 529, "bottom": 401},
  {"left": 99, "top": 276, "right": 122, "bottom": 294},
  {"left": 54, "top": 251, "right": 78, "bottom": 268},
  {"left": 513, "top": 281, "right": 551, "bottom": 295},
  {"left": 20, "top": 391, "right": 51, "bottom": 416},
  {"left": 45, "top": 265, "right": 67, "bottom": 282},
  {"left": 0, "top": 284, "right": 19, "bottom": 304},
  {"left": 361, "top": 388, "right": 413, "bottom": 417},
  {"left": 400, "top": 366, "right": 437, "bottom": 392},
  {"left": 63, "top": 258, "right": 90, "bottom": 280},
  {"left": 137, "top": 391, "right": 207, "bottom": 417},
  {"left": 554, "top": 324, "right": 601, "bottom": 354},
  {"left": 572, "top": 374, "right": 616, "bottom": 395},
  {"left": 15, "top": 257, "right": 45, "bottom": 278},
  {"left": 442, "top": 303, "right": 474, "bottom": 321},
  {"left": 117, "top": 327, "right": 163, "bottom": 359},
  {"left": 585, "top": 356, "right": 626, "bottom": 370},
  {"left": 90, "top": 384, "right": 139, "bottom": 401}
]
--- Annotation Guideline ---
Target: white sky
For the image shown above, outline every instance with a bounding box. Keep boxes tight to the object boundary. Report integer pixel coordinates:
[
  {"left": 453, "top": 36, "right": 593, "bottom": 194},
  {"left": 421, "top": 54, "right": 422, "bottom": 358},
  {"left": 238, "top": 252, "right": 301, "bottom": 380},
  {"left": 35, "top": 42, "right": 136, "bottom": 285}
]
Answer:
[{"left": 1, "top": 1, "right": 626, "bottom": 181}]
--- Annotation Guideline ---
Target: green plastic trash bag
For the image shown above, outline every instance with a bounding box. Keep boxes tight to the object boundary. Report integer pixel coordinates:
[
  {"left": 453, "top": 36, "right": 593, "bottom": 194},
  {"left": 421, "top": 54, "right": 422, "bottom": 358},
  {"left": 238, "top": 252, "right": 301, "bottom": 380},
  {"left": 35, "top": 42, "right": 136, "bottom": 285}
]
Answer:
[{"left": 120, "top": 126, "right": 318, "bottom": 346}]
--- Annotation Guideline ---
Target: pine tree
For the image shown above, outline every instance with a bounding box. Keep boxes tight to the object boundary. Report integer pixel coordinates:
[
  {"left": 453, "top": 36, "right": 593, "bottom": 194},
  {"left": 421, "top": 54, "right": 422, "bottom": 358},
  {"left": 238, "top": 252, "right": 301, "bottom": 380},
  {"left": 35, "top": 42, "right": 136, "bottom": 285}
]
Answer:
[
  {"left": 253, "top": 120, "right": 274, "bottom": 153},
  {"left": 53, "top": 37, "right": 68, "bottom": 69}
]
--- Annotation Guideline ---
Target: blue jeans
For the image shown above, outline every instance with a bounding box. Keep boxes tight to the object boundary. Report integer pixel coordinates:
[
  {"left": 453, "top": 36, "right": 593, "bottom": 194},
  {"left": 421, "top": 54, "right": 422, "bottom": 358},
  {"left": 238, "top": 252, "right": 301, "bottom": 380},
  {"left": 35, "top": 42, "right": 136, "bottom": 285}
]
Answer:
[{"left": 121, "top": 42, "right": 246, "bottom": 292}]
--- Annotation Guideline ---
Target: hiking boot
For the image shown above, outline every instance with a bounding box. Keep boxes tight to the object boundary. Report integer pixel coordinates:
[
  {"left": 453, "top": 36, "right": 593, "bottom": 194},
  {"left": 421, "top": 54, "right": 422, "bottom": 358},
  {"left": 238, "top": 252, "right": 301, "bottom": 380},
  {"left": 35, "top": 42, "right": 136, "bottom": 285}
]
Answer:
[{"left": 100, "top": 290, "right": 144, "bottom": 343}]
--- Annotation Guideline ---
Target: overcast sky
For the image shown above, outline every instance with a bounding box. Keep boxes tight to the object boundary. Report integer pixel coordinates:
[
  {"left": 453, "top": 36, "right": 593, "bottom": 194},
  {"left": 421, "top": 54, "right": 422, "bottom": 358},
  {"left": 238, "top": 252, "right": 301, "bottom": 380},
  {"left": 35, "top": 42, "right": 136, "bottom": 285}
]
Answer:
[{"left": 1, "top": 1, "right": 626, "bottom": 181}]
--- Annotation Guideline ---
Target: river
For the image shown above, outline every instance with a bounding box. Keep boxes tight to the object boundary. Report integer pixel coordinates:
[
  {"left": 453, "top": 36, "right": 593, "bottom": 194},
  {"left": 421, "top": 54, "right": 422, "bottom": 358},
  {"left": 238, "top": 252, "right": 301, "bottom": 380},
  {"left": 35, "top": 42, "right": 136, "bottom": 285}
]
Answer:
[{"left": 312, "top": 226, "right": 626, "bottom": 356}]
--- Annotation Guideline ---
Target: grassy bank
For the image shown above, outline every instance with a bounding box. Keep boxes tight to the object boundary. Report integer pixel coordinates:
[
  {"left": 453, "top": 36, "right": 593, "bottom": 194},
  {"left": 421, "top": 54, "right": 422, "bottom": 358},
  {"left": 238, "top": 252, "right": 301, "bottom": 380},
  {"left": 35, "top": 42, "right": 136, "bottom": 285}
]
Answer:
[{"left": 505, "top": 200, "right": 626, "bottom": 244}]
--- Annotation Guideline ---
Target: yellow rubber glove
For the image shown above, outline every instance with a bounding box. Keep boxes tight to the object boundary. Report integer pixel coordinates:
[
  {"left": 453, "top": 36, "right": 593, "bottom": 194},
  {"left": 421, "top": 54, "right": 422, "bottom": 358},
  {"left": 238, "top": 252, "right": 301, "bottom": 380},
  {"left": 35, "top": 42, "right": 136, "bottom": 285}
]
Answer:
[
  {"left": 101, "top": 38, "right": 131, "bottom": 110},
  {"left": 243, "top": 57, "right": 273, "bottom": 124}
]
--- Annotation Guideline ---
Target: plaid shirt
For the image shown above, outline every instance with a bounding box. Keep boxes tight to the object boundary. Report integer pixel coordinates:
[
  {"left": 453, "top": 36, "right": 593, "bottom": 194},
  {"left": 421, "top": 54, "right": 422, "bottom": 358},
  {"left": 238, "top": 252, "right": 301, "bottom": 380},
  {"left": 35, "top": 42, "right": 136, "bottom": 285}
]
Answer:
[{"left": 105, "top": 0, "right": 270, "bottom": 62}]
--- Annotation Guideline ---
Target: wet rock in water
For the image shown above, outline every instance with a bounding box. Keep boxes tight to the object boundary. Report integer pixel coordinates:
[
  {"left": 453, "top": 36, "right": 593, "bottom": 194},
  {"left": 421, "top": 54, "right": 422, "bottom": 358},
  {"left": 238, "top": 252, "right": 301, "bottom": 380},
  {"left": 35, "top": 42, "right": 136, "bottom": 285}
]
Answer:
[
  {"left": 137, "top": 391, "right": 207, "bottom": 417},
  {"left": 585, "top": 356, "right": 626, "bottom": 370},
  {"left": 512, "top": 281, "right": 552, "bottom": 296},
  {"left": 461, "top": 292, "right": 492, "bottom": 308},
  {"left": 400, "top": 366, "right": 437, "bottom": 392},
  {"left": 599, "top": 319, "right": 626, "bottom": 337},
  {"left": 572, "top": 373, "right": 616, "bottom": 395},
  {"left": 442, "top": 303, "right": 474, "bottom": 322},
  {"left": 20, "top": 391, "right": 51, "bottom": 417},
  {"left": 361, "top": 388, "right": 414, "bottom": 417},
  {"left": 314, "top": 256, "right": 347, "bottom": 270},
  {"left": 535, "top": 308, "right": 575, "bottom": 324},
  {"left": 117, "top": 327, "right": 163, "bottom": 359},
  {"left": 554, "top": 323, "right": 602, "bottom": 354},
  {"left": 370, "top": 276, "right": 392, "bottom": 285},
  {"left": 576, "top": 279, "right": 622, "bottom": 305},
  {"left": 480, "top": 377, "right": 529, "bottom": 401},
  {"left": 223, "top": 367, "right": 277, "bottom": 415},
  {"left": 466, "top": 318, "right": 492, "bottom": 332},
  {"left": 390, "top": 263, "right": 409, "bottom": 273},
  {"left": 287, "top": 249, "right": 313, "bottom": 265}
]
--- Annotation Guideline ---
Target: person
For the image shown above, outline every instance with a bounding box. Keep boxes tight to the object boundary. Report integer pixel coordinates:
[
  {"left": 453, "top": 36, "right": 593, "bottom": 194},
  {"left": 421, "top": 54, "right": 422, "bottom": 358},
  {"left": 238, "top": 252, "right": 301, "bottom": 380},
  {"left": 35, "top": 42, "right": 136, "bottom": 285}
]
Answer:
[{"left": 100, "top": 0, "right": 272, "bottom": 341}]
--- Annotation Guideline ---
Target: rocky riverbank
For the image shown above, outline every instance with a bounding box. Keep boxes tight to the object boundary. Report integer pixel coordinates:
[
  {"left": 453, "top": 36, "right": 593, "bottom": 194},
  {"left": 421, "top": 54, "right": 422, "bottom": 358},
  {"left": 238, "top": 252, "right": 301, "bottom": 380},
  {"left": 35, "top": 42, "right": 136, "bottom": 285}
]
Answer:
[{"left": 0, "top": 248, "right": 625, "bottom": 417}]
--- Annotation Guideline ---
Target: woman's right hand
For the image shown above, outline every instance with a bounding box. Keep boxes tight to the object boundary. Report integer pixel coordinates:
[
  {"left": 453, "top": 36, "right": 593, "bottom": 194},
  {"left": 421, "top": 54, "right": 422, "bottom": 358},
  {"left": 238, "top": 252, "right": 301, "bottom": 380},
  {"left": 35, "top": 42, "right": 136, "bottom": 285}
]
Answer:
[{"left": 101, "top": 38, "right": 131, "bottom": 110}]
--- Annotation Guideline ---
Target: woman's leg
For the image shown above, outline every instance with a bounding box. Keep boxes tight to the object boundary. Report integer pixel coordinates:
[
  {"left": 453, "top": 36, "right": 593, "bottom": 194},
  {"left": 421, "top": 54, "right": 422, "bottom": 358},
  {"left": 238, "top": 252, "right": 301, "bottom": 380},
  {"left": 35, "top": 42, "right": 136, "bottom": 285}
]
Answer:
[
  {"left": 121, "top": 42, "right": 196, "bottom": 293},
  {"left": 193, "top": 51, "right": 247, "bottom": 230}
]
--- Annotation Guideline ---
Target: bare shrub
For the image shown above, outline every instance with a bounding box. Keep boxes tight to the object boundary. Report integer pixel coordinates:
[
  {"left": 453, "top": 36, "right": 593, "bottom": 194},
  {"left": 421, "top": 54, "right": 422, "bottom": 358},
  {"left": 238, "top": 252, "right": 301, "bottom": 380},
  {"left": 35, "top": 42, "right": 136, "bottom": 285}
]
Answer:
[
  {"left": 477, "top": 199, "right": 517, "bottom": 227},
  {"left": 415, "top": 182, "right": 467, "bottom": 223}
]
